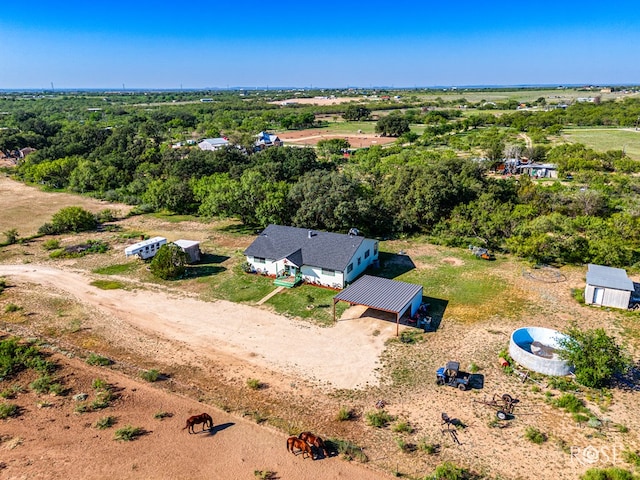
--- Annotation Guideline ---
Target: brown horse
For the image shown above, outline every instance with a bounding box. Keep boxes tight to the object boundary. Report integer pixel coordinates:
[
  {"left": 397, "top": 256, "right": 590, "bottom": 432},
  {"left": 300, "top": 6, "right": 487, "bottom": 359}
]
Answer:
[
  {"left": 299, "top": 431, "right": 328, "bottom": 457},
  {"left": 286, "top": 436, "right": 313, "bottom": 459},
  {"left": 183, "top": 413, "right": 213, "bottom": 433}
]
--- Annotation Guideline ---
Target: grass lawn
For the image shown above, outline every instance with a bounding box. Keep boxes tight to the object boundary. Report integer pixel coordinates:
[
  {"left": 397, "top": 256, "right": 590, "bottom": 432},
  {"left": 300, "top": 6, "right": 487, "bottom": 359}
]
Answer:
[
  {"left": 266, "top": 284, "right": 349, "bottom": 326},
  {"left": 90, "top": 279, "right": 125, "bottom": 290},
  {"left": 93, "top": 263, "right": 139, "bottom": 275},
  {"left": 561, "top": 127, "right": 640, "bottom": 160}
]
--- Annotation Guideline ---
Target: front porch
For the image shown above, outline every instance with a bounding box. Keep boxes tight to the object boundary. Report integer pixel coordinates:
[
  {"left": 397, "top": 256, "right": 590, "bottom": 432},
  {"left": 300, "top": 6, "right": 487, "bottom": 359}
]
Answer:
[{"left": 274, "top": 273, "right": 302, "bottom": 288}]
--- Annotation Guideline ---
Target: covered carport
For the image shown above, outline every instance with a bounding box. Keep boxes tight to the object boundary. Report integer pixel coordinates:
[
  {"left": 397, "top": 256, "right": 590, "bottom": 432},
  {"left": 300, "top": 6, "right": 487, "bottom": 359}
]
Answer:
[{"left": 333, "top": 275, "right": 423, "bottom": 336}]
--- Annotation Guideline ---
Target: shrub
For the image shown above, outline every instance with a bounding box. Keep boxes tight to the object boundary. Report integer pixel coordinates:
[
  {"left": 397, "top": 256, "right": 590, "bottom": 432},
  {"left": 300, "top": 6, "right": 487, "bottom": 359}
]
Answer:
[
  {"left": 114, "top": 425, "right": 144, "bottom": 441},
  {"left": 392, "top": 421, "right": 414, "bottom": 434},
  {"left": 336, "top": 407, "right": 354, "bottom": 421},
  {"left": 149, "top": 243, "right": 188, "bottom": 280},
  {"left": 580, "top": 467, "right": 636, "bottom": 480},
  {"left": 86, "top": 353, "right": 112, "bottom": 366},
  {"left": 525, "top": 426, "right": 547, "bottom": 444},
  {"left": 0, "top": 277, "right": 6, "bottom": 294},
  {"left": 50, "top": 206, "right": 97, "bottom": 233},
  {"left": 429, "top": 462, "right": 472, "bottom": 480},
  {"left": 246, "top": 378, "right": 262, "bottom": 390},
  {"left": 92, "top": 378, "right": 109, "bottom": 390},
  {"left": 418, "top": 438, "right": 439, "bottom": 454},
  {"left": 365, "top": 409, "right": 394, "bottom": 428},
  {"left": 96, "top": 209, "right": 116, "bottom": 223},
  {"left": 0, "top": 337, "right": 45, "bottom": 379},
  {"left": 254, "top": 470, "right": 277, "bottom": 480},
  {"left": 4, "top": 303, "right": 21, "bottom": 313},
  {"left": 622, "top": 449, "right": 640, "bottom": 468},
  {"left": 559, "top": 326, "right": 631, "bottom": 388},
  {"left": 3, "top": 228, "right": 19, "bottom": 245},
  {"left": 327, "top": 438, "right": 368, "bottom": 462},
  {"left": 140, "top": 369, "right": 160, "bottom": 382},
  {"left": 468, "top": 362, "right": 480, "bottom": 373},
  {"left": 553, "top": 393, "right": 589, "bottom": 414},
  {"left": 154, "top": 411, "right": 172, "bottom": 420},
  {"left": 42, "top": 239, "right": 60, "bottom": 251},
  {"left": 91, "top": 390, "right": 114, "bottom": 409},
  {"left": 95, "top": 416, "right": 116, "bottom": 429},
  {"left": 29, "top": 375, "right": 63, "bottom": 395},
  {"left": 0, "top": 402, "right": 19, "bottom": 419}
]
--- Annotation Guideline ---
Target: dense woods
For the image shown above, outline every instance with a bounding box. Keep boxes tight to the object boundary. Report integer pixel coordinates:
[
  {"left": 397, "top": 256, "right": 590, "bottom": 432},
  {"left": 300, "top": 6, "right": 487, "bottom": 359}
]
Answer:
[{"left": 2, "top": 89, "right": 640, "bottom": 268}]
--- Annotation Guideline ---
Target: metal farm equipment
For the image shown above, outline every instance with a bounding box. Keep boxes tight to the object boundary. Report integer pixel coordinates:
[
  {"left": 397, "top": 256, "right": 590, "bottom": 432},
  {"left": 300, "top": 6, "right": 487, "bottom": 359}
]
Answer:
[
  {"left": 468, "top": 245, "right": 495, "bottom": 261},
  {"left": 475, "top": 393, "right": 519, "bottom": 420}
]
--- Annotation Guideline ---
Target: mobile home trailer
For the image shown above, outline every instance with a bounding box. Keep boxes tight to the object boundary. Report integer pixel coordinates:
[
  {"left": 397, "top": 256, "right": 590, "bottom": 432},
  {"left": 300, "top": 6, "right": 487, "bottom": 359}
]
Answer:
[{"left": 124, "top": 236, "right": 167, "bottom": 260}]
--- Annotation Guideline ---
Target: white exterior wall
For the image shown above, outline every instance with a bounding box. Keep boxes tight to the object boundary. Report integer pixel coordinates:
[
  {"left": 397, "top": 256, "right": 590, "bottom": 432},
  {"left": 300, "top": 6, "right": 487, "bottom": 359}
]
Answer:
[
  {"left": 585, "top": 284, "right": 631, "bottom": 309},
  {"left": 246, "top": 256, "right": 278, "bottom": 275},
  {"left": 344, "top": 239, "right": 379, "bottom": 284},
  {"left": 125, "top": 237, "right": 167, "bottom": 260},
  {"left": 301, "top": 266, "right": 345, "bottom": 288}
]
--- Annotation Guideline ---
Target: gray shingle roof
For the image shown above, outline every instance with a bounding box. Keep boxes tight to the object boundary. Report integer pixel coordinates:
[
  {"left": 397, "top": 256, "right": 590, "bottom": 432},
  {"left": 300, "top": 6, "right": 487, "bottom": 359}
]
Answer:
[
  {"left": 243, "top": 224, "right": 366, "bottom": 271},
  {"left": 334, "top": 275, "right": 423, "bottom": 314},
  {"left": 586, "top": 264, "right": 634, "bottom": 291}
]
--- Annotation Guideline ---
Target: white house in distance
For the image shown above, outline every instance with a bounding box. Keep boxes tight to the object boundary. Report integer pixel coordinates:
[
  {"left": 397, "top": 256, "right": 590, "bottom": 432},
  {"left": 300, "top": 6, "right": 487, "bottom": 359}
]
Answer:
[
  {"left": 125, "top": 237, "right": 167, "bottom": 260},
  {"left": 198, "top": 137, "right": 229, "bottom": 151},
  {"left": 584, "top": 263, "right": 635, "bottom": 309},
  {"left": 243, "top": 224, "right": 379, "bottom": 288}
]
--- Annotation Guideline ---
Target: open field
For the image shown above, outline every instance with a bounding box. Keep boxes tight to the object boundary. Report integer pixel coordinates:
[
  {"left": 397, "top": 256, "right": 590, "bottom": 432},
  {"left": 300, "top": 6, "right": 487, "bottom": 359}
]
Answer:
[
  {"left": 1, "top": 178, "right": 640, "bottom": 479},
  {"left": 278, "top": 127, "right": 397, "bottom": 148},
  {"left": 414, "top": 88, "right": 638, "bottom": 104},
  {"left": 561, "top": 127, "right": 640, "bottom": 160}
]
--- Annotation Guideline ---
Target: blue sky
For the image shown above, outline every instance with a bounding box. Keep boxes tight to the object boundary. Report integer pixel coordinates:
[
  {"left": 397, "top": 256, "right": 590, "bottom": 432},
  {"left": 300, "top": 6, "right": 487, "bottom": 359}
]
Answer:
[{"left": 1, "top": 0, "right": 639, "bottom": 89}]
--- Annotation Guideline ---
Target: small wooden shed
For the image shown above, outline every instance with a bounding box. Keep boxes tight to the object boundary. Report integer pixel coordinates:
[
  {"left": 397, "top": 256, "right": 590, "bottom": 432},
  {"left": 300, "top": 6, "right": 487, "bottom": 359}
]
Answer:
[
  {"left": 584, "top": 264, "right": 634, "bottom": 310},
  {"left": 174, "top": 239, "right": 201, "bottom": 263}
]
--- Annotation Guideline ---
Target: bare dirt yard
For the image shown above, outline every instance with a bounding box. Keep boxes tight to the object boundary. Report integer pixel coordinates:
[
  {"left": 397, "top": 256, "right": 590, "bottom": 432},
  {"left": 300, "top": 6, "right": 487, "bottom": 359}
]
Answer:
[
  {"left": 277, "top": 129, "right": 397, "bottom": 148},
  {"left": 1, "top": 175, "right": 640, "bottom": 479}
]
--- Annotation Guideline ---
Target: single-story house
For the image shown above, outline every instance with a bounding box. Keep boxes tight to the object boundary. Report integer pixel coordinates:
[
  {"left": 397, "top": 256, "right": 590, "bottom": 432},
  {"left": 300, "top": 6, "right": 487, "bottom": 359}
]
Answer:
[
  {"left": 243, "top": 224, "right": 378, "bottom": 288},
  {"left": 516, "top": 162, "right": 558, "bottom": 179},
  {"left": 198, "top": 137, "right": 229, "bottom": 151},
  {"left": 584, "top": 263, "right": 634, "bottom": 310},
  {"left": 174, "top": 239, "right": 201, "bottom": 263},
  {"left": 255, "top": 131, "right": 282, "bottom": 151}
]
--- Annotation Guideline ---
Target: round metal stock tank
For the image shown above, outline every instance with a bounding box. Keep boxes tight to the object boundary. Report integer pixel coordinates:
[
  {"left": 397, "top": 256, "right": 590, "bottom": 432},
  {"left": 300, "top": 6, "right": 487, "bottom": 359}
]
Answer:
[{"left": 509, "top": 327, "right": 572, "bottom": 376}]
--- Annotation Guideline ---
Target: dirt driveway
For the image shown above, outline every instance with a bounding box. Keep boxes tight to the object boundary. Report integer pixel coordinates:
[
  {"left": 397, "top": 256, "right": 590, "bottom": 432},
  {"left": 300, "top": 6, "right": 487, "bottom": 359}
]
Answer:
[{"left": 0, "top": 265, "right": 394, "bottom": 391}]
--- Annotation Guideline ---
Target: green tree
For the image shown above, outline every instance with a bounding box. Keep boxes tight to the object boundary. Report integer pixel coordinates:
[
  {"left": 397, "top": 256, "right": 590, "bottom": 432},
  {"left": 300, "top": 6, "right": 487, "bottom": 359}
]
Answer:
[
  {"left": 47, "top": 206, "right": 97, "bottom": 233},
  {"left": 375, "top": 115, "right": 410, "bottom": 137},
  {"left": 317, "top": 138, "right": 350, "bottom": 158},
  {"left": 149, "top": 243, "right": 188, "bottom": 280},
  {"left": 580, "top": 467, "right": 636, "bottom": 480},
  {"left": 559, "top": 326, "right": 631, "bottom": 388},
  {"left": 343, "top": 105, "right": 371, "bottom": 121}
]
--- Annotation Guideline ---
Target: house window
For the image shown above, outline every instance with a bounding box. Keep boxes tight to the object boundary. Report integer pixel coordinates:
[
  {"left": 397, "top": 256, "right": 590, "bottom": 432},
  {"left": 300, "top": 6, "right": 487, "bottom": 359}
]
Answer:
[
  {"left": 347, "top": 263, "right": 353, "bottom": 273},
  {"left": 322, "top": 268, "right": 335, "bottom": 276},
  {"left": 364, "top": 249, "right": 370, "bottom": 259},
  {"left": 357, "top": 257, "right": 361, "bottom": 266},
  {"left": 254, "top": 257, "right": 266, "bottom": 264},
  {"left": 374, "top": 243, "right": 378, "bottom": 255}
]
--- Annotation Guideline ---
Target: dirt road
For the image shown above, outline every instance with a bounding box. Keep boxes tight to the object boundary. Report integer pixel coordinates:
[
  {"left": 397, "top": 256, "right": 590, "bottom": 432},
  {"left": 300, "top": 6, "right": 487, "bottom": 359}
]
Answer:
[{"left": 0, "top": 264, "right": 394, "bottom": 390}]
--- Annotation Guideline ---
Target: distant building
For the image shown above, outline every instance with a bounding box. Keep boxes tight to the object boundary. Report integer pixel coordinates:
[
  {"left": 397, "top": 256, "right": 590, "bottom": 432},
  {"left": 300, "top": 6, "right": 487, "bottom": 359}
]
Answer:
[
  {"left": 198, "top": 137, "right": 230, "bottom": 151},
  {"left": 254, "top": 132, "right": 282, "bottom": 151},
  {"left": 516, "top": 163, "right": 558, "bottom": 179}
]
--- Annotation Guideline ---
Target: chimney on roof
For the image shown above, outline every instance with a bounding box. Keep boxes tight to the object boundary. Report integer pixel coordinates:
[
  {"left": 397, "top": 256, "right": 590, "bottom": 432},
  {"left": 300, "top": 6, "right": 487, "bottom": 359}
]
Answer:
[{"left": 308, "top": 230, "right": 313, "bottom": 239}]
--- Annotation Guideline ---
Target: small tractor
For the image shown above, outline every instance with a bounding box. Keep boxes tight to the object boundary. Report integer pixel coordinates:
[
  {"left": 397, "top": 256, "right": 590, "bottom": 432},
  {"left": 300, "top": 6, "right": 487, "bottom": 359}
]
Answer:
[{"left": 436, "top": 361, "right": 471, "bottom": 391}]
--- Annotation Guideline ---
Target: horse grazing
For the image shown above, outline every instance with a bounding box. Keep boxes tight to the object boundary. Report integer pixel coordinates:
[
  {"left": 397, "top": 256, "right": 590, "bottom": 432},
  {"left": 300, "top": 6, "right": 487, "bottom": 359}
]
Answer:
[
  {"left": 299, "top": 431, "right": 328, "bottom": 458},
  {"left": 183, "top": 413, "right": 213, "bottom": 434},
  {"left": 286, "top": 436, "right": 313, "bottom": 459}
]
